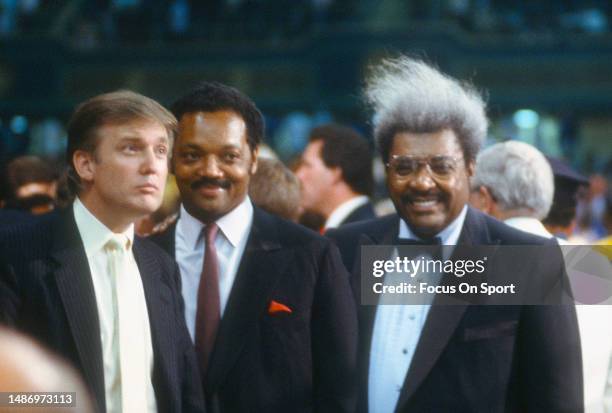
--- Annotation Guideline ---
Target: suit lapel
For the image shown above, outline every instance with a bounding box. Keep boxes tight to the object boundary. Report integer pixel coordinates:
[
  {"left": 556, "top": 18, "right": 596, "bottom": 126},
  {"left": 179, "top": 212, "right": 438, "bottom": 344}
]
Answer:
[
  {"left": 205, "top": 208, "right": 292, "bottom": 392},
  {"left": 51, "top": 209, "right": 106, "bottom": 413},
  {"left": 395, "top": 207, "right": 494, "bottom": 411},
  {"left": 133, "top": 238, "right": 173, "bottom": 413}
]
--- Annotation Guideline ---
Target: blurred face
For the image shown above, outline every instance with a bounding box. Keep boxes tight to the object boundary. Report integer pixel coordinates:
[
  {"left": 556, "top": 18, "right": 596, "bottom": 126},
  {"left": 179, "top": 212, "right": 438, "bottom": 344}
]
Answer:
[
  {"left": 74, "top": 119, "right": 170, "bottom": 229},
  {"left": 295, "top": 140, "right": 335, "bottom": 214},
  {"left": 173, "top": 110, "right": 257, "bottom": 224},
  {"left": 386, "top": 129, "right": 473, "bottom": 238}
]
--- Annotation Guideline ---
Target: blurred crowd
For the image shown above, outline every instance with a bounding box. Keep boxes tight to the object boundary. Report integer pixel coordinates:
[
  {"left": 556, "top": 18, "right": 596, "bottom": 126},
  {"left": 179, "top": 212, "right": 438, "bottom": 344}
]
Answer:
[{"left": 2, "top": 0, "right": 612, "bottom": 47}]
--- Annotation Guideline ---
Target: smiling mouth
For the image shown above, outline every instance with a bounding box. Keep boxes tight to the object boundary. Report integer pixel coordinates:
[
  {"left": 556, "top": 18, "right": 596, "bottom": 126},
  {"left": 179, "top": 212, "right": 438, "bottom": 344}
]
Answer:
[
  {"left": 196, "top": 184, "right": 225, "bottom": 196},
  {"left": 404, "top": 197, "right": 441, "bottom": 212}
]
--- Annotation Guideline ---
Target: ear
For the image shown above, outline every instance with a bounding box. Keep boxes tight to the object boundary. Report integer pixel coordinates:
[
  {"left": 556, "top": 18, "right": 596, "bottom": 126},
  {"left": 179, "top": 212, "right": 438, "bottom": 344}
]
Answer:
[
  {"left": 470, "top": 185, "right": 496, "bottom": 215},
  {"left": 73, "top": 150, "right": 96, "bottom": 184},
  {"left": 465, "top": 160, "right": 475, "bottom": 178},
  {"left": 479, "top": 186, "right": 499, "bottom": 216},
  {"left": 329, "top": 166, "right": 343, "bottom": 184},
  {"left": 249, "top": 147, "right": 259, "bottom": 175}
]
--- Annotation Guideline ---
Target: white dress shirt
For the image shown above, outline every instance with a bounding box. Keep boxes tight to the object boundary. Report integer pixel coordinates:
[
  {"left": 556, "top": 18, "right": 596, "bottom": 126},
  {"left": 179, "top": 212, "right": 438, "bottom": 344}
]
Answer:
[
  {"left": 324, "top": 195, "right": 370, "bottom": 230},
  {"left": 368, "top": 205, "right": 467, "bottom": 413},
  {"left": 175, "top": 197, "right": 254, "bottom": 341},
  {"left": 73, "top": 198, "right": 157, "bottom": 413}
]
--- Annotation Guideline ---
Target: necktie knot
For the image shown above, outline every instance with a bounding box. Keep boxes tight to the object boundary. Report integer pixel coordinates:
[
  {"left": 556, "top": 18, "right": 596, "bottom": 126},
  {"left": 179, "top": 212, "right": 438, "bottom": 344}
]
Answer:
[
  {"left": 105, "top": 235, "right": 130, "bottom": 253},
  {"left": 204, "top": 223, "right": 218, "bottom": 245}
]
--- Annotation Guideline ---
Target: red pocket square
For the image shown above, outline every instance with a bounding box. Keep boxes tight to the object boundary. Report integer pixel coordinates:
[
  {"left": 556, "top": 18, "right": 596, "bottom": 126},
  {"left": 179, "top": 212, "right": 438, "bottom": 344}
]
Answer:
[{"left": 268, "top": 300, "right": 292, "bottom": 314}]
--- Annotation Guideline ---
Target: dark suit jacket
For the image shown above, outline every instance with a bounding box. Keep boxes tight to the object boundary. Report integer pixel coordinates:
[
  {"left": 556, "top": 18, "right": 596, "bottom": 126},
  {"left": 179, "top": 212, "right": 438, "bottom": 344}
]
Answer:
[
  {"left": 0, "top": 208, "right": 205, "bottom": 413},
  {"left": 327, "top": 207, "right": 583, "bottom": 413},
  {"left": 339, "top": 201, "right": 377, "bottom": 227},
  {"left": 150, "top": 206, "right": 358, "bottom": 413},
  {"left": 0, "top": 208, "right": 36, "bottom": 227}
]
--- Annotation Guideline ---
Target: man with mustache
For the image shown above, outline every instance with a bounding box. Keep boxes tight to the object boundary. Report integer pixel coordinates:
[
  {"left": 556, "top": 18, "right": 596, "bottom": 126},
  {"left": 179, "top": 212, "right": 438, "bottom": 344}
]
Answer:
[
  {"left": 327, "top": 57, "right": 583, "bottom": 412},
  {"left": 0, "top": 91, "right": 204, "bottom": 412},
  {"left": 150, "top": 81, "right": 357, "bottom": 412}
]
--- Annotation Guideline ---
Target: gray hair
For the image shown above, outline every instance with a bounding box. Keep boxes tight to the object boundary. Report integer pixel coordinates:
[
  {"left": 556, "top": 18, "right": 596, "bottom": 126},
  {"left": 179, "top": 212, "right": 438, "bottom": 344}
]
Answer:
[
  {"left": 365, "top": 56, "right": 488, "bottom": 163},
  {"left": 472, "top": 140, "right": 554, "bottom": 219}
]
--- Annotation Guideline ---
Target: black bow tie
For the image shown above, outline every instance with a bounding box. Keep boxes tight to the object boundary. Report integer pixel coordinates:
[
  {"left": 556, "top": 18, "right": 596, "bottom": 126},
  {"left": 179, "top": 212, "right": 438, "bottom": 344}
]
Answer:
[{"left": 397, "top": 237, "right": 442, "bottom": 246}]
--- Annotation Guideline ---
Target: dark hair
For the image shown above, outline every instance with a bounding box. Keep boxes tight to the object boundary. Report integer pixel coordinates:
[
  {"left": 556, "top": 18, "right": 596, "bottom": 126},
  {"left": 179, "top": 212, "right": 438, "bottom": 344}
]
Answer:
[
  {"left": 6, "top": 156, "right": 58, "bottom": 199},
  {"left": 542, "top": 177, "right": 583, "bottom": 227},
  {"left": 171, "top": 81, "right": 264, "bottom": 152},
  {"left": 66, "top": 90, "right": 176, "bottom": 194},
  {"left": 308, "top": 123, "right": 373, "bottom": 196}
]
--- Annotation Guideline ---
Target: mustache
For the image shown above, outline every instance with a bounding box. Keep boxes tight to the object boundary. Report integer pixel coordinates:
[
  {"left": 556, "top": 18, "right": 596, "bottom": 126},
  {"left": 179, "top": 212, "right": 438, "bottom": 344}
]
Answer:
[
  {"left": 191, "top": 177, "right": 231, "bottom": 190},
  {"left": 401, "top": 191, "right": 443, "bottom": 203}
]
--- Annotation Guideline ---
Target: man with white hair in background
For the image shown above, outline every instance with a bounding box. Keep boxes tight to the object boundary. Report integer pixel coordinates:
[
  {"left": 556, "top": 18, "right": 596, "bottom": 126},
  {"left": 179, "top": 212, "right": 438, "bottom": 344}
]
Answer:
[
  {"left": 470, "top": 140, "right": 612, "bottom": 412},
  {"left": 469, "top": 140, "right": 554, "bottom": 236}
]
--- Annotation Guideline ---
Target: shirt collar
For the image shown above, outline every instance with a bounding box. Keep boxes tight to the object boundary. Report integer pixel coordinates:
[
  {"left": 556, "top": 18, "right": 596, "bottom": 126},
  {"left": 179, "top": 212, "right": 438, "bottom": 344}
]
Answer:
[
  {"left": 73, "top": 197, "right": 134, "bottom": 256},
  {"left": 324, "top": 195, "right": 369, "bottom": 230},
  {"left": 177, "top": 196, "right": 254, "bottom": 250},
  {"left": 399, "top": 204, "right": 468, "bottom": 245}
]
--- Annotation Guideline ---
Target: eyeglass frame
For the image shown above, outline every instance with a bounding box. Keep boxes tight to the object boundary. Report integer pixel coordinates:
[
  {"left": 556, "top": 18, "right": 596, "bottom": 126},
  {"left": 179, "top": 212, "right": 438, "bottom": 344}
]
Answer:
[{"left": 385, "top": 154, "right": 466, "bottom": 179}]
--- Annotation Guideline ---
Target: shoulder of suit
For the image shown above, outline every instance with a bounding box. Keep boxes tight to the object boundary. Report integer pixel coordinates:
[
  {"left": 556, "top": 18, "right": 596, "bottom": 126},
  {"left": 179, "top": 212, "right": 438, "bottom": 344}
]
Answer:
[
  {"left": 0, "top": 210, "right": 57, "bottom": 260},
  {"left": 254, "top": 207, "right": 332, "bottom": 248},
  {"left": 135, "top": 235, "right": 175, "bottom": 265},
  {"left": 328, "top": 214, "right": 396, "bottom": 240}
]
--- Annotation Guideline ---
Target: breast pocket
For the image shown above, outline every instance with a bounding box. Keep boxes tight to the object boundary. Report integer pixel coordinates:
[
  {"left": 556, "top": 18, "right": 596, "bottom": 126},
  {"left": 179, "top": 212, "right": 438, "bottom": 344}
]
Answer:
[{"left": 462, "top": 320, "right": 518, "bottom": 342}]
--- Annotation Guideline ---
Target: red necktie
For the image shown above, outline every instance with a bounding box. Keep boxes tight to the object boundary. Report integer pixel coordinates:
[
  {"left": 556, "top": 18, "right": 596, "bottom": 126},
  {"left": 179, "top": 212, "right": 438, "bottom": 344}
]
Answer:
[{"left": 195, "top": 223, "right": 220, "bottom": 378}]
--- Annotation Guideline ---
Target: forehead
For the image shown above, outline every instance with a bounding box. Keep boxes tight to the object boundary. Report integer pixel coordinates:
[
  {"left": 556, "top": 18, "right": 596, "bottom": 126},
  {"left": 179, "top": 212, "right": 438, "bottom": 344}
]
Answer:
[
  {"left": 389, "top": 129, "right": 462, "bottom": 157},
  {"left": 97, "top": 119, "right": 169, "bottom": 142},
  {"left": 304, "top": 140, "right": 324, "bottom": 159},
  {"left": 177, "top": 110, "right": 248, "bottom": 148}
]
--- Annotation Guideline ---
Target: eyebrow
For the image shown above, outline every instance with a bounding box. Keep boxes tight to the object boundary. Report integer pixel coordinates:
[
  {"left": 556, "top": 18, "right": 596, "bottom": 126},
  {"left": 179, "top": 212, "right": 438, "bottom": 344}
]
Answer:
[
  {"left": 118, "top": 136, "right": 169, "bottom": 144},
  {"left": 177, "top": 143, "right": 241, "bottom": 151}
]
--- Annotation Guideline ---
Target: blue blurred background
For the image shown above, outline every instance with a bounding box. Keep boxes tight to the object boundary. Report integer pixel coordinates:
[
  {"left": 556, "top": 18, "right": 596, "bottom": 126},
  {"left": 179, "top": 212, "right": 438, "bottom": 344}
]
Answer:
[{"left": 1, "top": 0, "right": 610, "bottom": 174}]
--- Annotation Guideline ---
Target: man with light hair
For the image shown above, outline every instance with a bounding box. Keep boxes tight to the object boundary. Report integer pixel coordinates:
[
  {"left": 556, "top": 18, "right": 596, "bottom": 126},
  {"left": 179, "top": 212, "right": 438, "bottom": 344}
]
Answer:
[
  {"left": 470, "top": 140, "right": 554, "bottom": 237},
  {"left": 0, "top": 90, "right": 204, "bottom": 413},
  {"left": 327, "top": 56, "right": 582, "bottom": 413}
]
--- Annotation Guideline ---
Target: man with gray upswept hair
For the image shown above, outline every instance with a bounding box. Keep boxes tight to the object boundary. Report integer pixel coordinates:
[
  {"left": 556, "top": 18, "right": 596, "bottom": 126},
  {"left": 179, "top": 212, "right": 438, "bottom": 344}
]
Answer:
[
  {"left": 470, "top": 140, "right": 555, "bottom": 231},
  {"left": 365, "top": 57, "right": 488, "bottom": 165},
  {"left": 327, "top": 56, "right": 583, "bottom": 413}
]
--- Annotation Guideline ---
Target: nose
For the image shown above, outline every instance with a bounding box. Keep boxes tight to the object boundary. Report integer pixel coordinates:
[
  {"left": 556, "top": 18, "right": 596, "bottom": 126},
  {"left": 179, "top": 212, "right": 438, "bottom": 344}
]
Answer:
[
  {"left": 197, "top": 154, "right": 224, "bottom": 179},
  {"left": 408, "top": 166, "right": 436, "bottom": 191},
  {"left": 140, "top": 147, "right": 168, "bottom": 178}
]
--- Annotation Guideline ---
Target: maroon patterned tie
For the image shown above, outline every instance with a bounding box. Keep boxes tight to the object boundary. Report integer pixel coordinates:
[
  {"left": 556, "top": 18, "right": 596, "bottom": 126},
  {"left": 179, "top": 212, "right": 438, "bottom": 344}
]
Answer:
[{"left": 195, "top": 223, "right": 220, "bottom": 378}]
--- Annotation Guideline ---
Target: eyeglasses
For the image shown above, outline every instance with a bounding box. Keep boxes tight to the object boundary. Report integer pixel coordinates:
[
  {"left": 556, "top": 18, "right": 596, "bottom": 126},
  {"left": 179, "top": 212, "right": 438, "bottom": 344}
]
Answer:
[{"left": 386, "top": 155, "right": 463, "bottom": 178}]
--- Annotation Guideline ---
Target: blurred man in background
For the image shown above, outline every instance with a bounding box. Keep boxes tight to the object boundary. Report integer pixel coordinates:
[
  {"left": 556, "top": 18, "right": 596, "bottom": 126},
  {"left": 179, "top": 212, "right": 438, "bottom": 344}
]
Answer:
[
  {"left": 470, "top": 140, "right": 554, "bottom": 237},
  {"left": 249, "top": 157, "right": 302, "bottom": 221},
  {"left": 296, "top": 123, "right": 375, "bottom": 232},
  {"left": 543, "top": 157, "right": 591, "bottom": 240},
  {"left": 3, "top": 155, "right": 58, "bottom": 214}
]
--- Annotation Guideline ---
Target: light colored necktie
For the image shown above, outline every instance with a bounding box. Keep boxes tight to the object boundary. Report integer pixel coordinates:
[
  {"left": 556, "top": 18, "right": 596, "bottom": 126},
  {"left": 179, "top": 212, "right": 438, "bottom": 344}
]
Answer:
[{"left": 105, "top": 235, "right": 148, "bottom": 412}]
